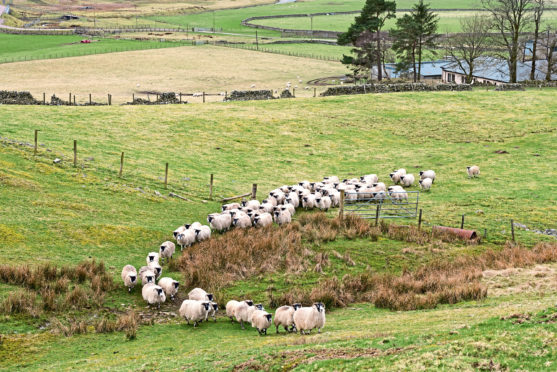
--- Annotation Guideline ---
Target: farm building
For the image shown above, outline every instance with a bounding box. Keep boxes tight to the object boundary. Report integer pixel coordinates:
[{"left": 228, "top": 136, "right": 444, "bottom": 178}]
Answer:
[
  {"left": 441, "top": 56, "right": 557, "bottom": 85},
  {"left": 384, "top": 60, "right": 451, "bottom": 80}
]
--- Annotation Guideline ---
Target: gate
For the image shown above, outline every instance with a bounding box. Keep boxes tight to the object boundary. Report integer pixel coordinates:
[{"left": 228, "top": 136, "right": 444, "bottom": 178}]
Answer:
[{"left": 343, "top": 191, "right": 420, "bottom": 219}]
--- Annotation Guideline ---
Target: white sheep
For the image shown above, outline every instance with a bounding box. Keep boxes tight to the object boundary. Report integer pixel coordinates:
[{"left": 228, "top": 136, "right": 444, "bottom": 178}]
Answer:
[
  {"left": 138, "top": 266, "right": 156, "bottom": 286},
  {"left": 177, "top": 229, "right": 196, "bottom": 251},
  {"left": 188, "top": 287, "right": 214, "bottom": 302},
  {"left": 208, "top": 213, "right": 232, "bottom": 232},
  {"left": 142, "top": 283, "right": 166, "bottom": 308},
  {"left": 388, "top": 186, "right": 408, "bottom": 202},
  {"left": 157, "top": 277, "right": 179, "bottom": 300},
  {"left": 148, "top": 261, "right": 162, "bottom": 279},
  {"left": 259, "top": 202, "right": 274, "bottom": 214},
  {"left": 315, "top": 195, "right": 332, "bottom": 211},
  {"left": 121, "top": 265, "right": 137, "bottom": 292},
  {"left": 323, "top": 176, "right": 340, "bottom": 184},
  {"left": 251, "top": 310, "right": 273, "bottom": 336},
  {"left": 372, "top": 182, "right": 386, "bottom": 191},
  {"left": 242, "top": 199, "right": 261, "bottom": 210},
  {"left": 293, "top": 302, "right": 325, "bottom": 335},
  {"left": 173, "top": 225, "right": 186, "bottom": 239},
  {"left": 159, "top": 241, "right": 175, "bottom": 263},
  {"left": 234, "top": 301, "right": 263, "bottom": 329},
  {"left": 274, "top": 304, "right": 301, "bottom": 333},
  {"left": 226, "top": 300, "right": 241, "bottom": 321},
  {"left": 400, "top": 174, "right": 415, "bottom": 187},
  {"left": 179, "top": 299, "right": 210, "bottom": 327},
  {"left": 298, "top": 180, "right": 311, "bottom": 189},
  {"left": 194, "top": 225, "right": 211, "bottom": 242},
  {"left": 302, "top": 194, "right": 316, "bottom": 209},
  {"left": 285, "top": 193, "right": 300, "bottom": 208},
  {"left": 419, "top": 178, "right": 433, "bottom": 191},
  {"left": 419, "top": 170, "right": 436, "bottom": 182},
  {"left": 222, "top": 203, "right": 241, "bottom": 211},
  {"left": 253, "top": 212, "right": 273, "bottom": 228},
  {"left": 282, "top": 203, "right": 295, "bottom": 216},
  {"left": 146, "top": 252, "right": 159, "bottom": 265},
  {"left": 328, "top": 189, "right": 340, "bottom": 207},
  {"left": 360, "top": 174, "right": 378, "bottom": 184},
  {"left": 185, "top": 222, "right": 202, "bottom": 230},
  {"left": 467, "top": 165, "right": 480, "bottom": 178},
  {"left": 273, "top": 209, "right": 292, "bottom": 225},
  {"left": 233, "top": 214, "right": 252, "bottom": 229}
]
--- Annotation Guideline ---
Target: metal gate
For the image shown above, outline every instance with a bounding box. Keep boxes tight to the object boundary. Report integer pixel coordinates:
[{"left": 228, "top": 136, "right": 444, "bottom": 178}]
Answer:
[{"left": 343, "top": 191, "right": 420, "bottom": 219}]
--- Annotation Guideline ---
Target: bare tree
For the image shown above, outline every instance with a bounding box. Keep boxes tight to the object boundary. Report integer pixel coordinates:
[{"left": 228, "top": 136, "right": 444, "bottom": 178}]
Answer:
[
  {"left": 446, "top": 15, "right": 493, "bottom": 83},
  {"left": 530, "top": 0, "right": 545, "bottom": 80},
  {"left": 482, "top": 0, "right": 533, "bottom": 83},
  {"left": 539, "top": 27, "right": 557, "bottom": 81}
]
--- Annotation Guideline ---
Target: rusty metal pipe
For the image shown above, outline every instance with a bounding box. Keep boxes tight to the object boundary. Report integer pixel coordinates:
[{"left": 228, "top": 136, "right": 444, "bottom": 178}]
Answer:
[{"left": 432, "top": 226, "right": 477, "bottom": 240}]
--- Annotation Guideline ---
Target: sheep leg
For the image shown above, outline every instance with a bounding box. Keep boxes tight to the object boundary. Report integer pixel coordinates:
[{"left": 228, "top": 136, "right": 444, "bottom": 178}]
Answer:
[
  {"left": 240, "top": 320, "right": 244, "bottom": 330},
  {"left": 194, "top": 321, "right": 198, "bottom": 327},
  {"left": 229, "top": 316, "right": 234, "bottom": 323},
  {"left": 276, "top": 325, "right": 279, "bottom": 334}
]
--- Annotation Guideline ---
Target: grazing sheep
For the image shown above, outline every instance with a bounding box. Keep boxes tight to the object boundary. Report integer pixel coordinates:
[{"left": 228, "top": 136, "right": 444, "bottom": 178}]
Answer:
[
  {"left": 419, "top": 178, "right": 433, "bottom": 191},
  {"left": 285, "top": 194, "right": 300, "bottom": 208},
  {"left": 194, "top": 225, "right": 211, "bottom": 242},
  {"left": 207, "top": 213, "right": 232, "bottom": 232},
  {"left": 185, "top": 222, "right": 202, "bottom": 230},
  {"left": 146, "top": 252, "right": 159, "bottom": 265},
  {"left": 233, "top": 214, "right": 252, "bottom": 229},
  {"left": 315, "top": 195, "right": 332, "bottom": 211},
  {"left": 121, "top": 265, "right": 137, "bottom": 292},
  {"left": 242, "top": 199, "right": 261, "bottom": 210},
  {"left": 157, "top": 277, "right": 179, "bottom": 300},
  {"left": 142, "top": 283, "right": 166, "bottom": 308},
  {"left": 188, "top": 287, "right": 214, "bottom": 302},
  {"left": 388, "top": 186, "right": 408, "bottom": 202},
  {"left": 251, "top": 310, "right": 273, "bottom": 335},
  {"left": 173, "top": 225, "right": 186, "bottom": 239},
  {"left": 148, "top": 262, "right": 162, "bottom": 279},
  {"left": 293, "top": 303, "right": 325, "bottom": 335},
  {"left": 400, "top": 174, "right": 415, "bottom": 187},
  {"left": 253, "top": 212, "right": 273, "bottom": 228},
  {"left": 259, "top": 201, "right": 275, "bottom": 214},
  {"left": 222, "top": 203, "right": 241, "bottom": 211},
  {"left": 273, "top": 209, "right": 292, "bottom": 225},
  {"left": 207, "top": 302, "right": 218, "bottom": 322},
  {"left": 419, "top": 170, "right": 436, "bottom": 182},
  {"left": 467, "top": 165, "right": 480, "bottom": 178},
  {"left": 138, "top": 266, "right": 156, "bottom": 286},
  {"left": 179, "top": 299, "right": 210, "bottom": 327},
  {"left": 159, "top": 241, "right": 175, "bottom": 263},
  {"left": 360, "top": 174, "right": 378, "bottom": 184},
  {"left": 234, "top": 301, "right": 263, "bottom": 329},
  {"left": 177, "top": 229, "right": 196, "bottom": 251},
  {"left": 274, "top": 304, "right": 301, "bottom": 333},
  {"left": 302, "top": 194, "right": 317, "bottom": 209}
]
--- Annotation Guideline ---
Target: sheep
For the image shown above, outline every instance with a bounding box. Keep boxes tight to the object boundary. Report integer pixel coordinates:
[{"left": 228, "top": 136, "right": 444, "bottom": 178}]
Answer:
[
  {"left": 328, "top": 189, "right": 340, "bottom": 207},
  {"left": 185, "top": 222, "right": 202, "bottom": 230},
  {"left": 179, "top": 299, "right": 210, "bottom": 327},
  {"left": 233, "top": 214, "right": 252, "bottom": 229},
  {"left": 323, "top": 176, "right": 340, "bottom": 184},
  {"left": 372, "top": 190, "right": 387, "bottom": 201},
  {"left": 146, "top": 252, "right": 159, "bottom": 265},
  {"left": 259, "top": 201, "right": 274, "bottom": 214},
  {"left": 177, "top": 229, "right": 196, "bottom": 251},
  {"left": 138, "top": 266, "right": 156, "bottom": 286},
  {"left": 274, "top": 303, "right": 301, "bottom": 333},
  {"left": 273, "top": 209, "right": 292, "bottom": 225},
  {"left": 208, "top": 213, "right": 232, "bottom": 232},
  {"left": 121, "top": 265, "right": 137, "bottom": 292},
  {"left": 467, "top": 165, "right": 480, "bottom": 178},
  {"left": 360, "top": 174, "right": 378, "bottom": 184},
  {"left": 173, "top": 225, "right": 186, "bottom": 239},
  {"left": 157, "top": 277, "right": 179, "bottom": 300},
  {"left": 298, "top": 180, "right": 311, "bottom": 189},
  {"left": 285, "top": 193, "right": 300, "bottom": 208},
  {"left": 251, "top": 310, "right": 272, "bottom": 335},
  {"left": 315, "top": 195, "right": 332, "bottom": 211},
  {"left": 419, "top": 170, "right": 436, "bottom": 182},
  {"left": 241, "top": 199, "right": 261, "bottom": 210},
  {"left": 142, "top": 283, "right": 166, "bottom": 308},
  {"left": 302, "top": 194, "right": 316, "bottom": 209},
  {"left": 148, "top": 261, "right": 162, "bottom": 279},
  {"left": 400, "top": 174, "right": 415, "bottom": 187},
  {"left": 293, "top": 303, "right": 325, "bottom": 335},
  {"left": 372, "top": 182, "right": 386, "bottom": 191},
  {"left": 419, "top": 177, "right": 433, "bottom": 191},
  {"left": 188, "top": 287, "right": 214, "bottom": 302},
  {"left": 159, "top": 241, "right": 175, "bottom": 263},
  {"left": 226, "top": 300, "right": 241, "bottom": 321},
  {"left": 390, "top": 169, "right": 406, "bottom": 185},
  {"left": 388, "top": 186, "right": 408, "bottom": 202},
  {"left": 345, "top": 190, "right": 358, "bottom": 201},
  {"left": 222, "top": 203, "right": 241, "bottom": 211},
  {"left": 234, "top": 301, "right": 263, "bottom": 329},
  {"left": 253, "top": 212, "right": 273, "bottom": 228},
  {"left": 282, "top": 203, "right": 295, "bottom": 216},
  {"left": 194, "top": 225, "right": 211, "bottom": 242},
  {"left": 207, "top": 302, "right": 218, "bottom": 322}
]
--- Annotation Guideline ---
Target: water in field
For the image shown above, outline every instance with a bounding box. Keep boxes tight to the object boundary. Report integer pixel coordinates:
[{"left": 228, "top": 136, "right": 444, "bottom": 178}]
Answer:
[{"left": 276, "top": 0, "right": 296, "bottom": 4}]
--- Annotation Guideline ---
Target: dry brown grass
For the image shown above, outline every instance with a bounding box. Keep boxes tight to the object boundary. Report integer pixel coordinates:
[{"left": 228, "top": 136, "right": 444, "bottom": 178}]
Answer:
[
  {"left": 0, "top": 290, "right": 39, "bottom": 317},
  {"left": 117, "top": 310, "right": 140, "bottom": 340}
]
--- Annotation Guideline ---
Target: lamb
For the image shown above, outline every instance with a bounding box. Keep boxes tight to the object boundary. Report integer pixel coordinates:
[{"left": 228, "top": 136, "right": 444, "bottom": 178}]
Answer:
[
  {"left": 293, "top": 302, "right": 325, "bottom": 335},
  {"left": 188, "top": 287, "right": 214, "bottom": 302},
  {"left": 419, "top": 170, "right": 436, "bottom": 182},
  {"left": 159, "top": 241, "right": 175, "bottom": 263},
  {"left": 179, "top": 299, "right": 210, "bottom": 327},
  {"left": 121, "top": 265, "right": 137, "bottom": 292},
  {"left": 146, "top": 252, "right": 159, "bottom": 265},
  {"left": 273, "top": 209, "right": 292, "bottom": 225},
  {"left": 194, "top": 225, "right": 211, "bottom": 242},
  {"left": 207, "top": 213, "right": 232, "bottom": 232},
  {"left": 360, "top": 174, "right": 378, "bottom": 184},
  {"left": 233, "top": 214, "right": 252, "bottom": 229},
  {"left": 222, "top": 203, "right": 241, "bottom": 211},
  {"left": 251, "top": 310, "right": 273, "bottom": 335},
  {"left": 207, "top": 302, "right": 218, "bottom": 322},
  {"left": 400, "top": 174, "right": 415, "bottom": 187},
  {"left": 274, "top": 303, "right": 301, "bottom": 333},
  {"left": 142, "top": 283, "right": 166, "bottom": 308},
  {"left": 467, "top": 165, "right": 480, "bottom": 178},
  {"left": 302, "top": 194, "right": 316, "bottom": 209},
  {"left": 157, "top": 277, "right": 179, "bottom": 300},
  {"left": 253, "top": 212, "right": 273, "bottom": 228},
  {"left": 138, "top": 266, "right": 156, "bottom": 286},
  {"left": 315, "top": 195, "right": 332, "bottom": 211},
  {"left": 419, "top": 177, "right": 433, "bottom": 191},
  {"left": 177, "top": 229, "right": 196, "bottom": 251},
  {"left": 241, "top": 199, "right": 261, "bottom": 210},
  {"left": 234, "top": 301, "right": 263, "bottom": 329},
  {"left": 148, "top": 261, "right": 162, "bottom": 279}
]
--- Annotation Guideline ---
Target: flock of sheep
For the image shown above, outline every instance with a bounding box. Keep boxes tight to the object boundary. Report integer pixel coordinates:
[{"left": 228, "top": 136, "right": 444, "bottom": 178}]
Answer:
[{"left": 119, "top": 165, "right": 480, "bottom": 335}]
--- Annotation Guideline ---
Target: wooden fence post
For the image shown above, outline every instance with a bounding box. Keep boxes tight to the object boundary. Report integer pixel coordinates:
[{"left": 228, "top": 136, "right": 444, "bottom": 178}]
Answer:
[
  {"left": 338, "top": 190, "right": 345, "bottom": 220},
  {"left": 209, "top": 173, "right": 214, "bottom": 200},
  {"left": 418, "top": 209, "right": 423, "bottom": 230},
  {"left": 43, "top": 93, "right": 46, "bottom": 104},
  {"left": 293, "top": 88, "right": 295, "bottom": 97},
  {"left": 73, "top": 140, "right": 77, "bottom": 167},
  {"left": 119, "top": 152, "right": 124, "bottom": 177},
  {"left": 179, "top": 92, "right": 182, "bottom": 103},
  {"left": 314, "top": 87, "right": 316, "bottom": 97},
  {"left": 251, "top": 184, "right": 257, "bottom": 200},
  {"left": 511, "top": 219, "right": 515, "bottom": 242},
  {"left": 108, "top": 94, "right": 112, "bottom": 105},
  {"left": 73, "top": 96, "right": 76, "bottom": 106},
  {"left": 69, "top": 93, "right": 72, "bottom": 105},
  {"left": 203, "top": 92, "right": 206, "bottom": 103},
  {"left": 375, "top": 204, "right": 380, "bottom": 226},
  {"left": 164, "top": 162, "right": 169, "bottom": 189},
  {"left": 89, "top": 93, "right": 92, "bottom": 105},
  {"left": 34, "top": 129, "right": 39, "bottom": 155},
  {"left": 460, "top": 214, "right": 465, "bottom": 229}
]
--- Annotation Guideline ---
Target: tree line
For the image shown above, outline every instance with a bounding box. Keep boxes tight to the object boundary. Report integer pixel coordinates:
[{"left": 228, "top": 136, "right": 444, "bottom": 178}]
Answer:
[{"left": 338, "top": 0, "right": 556, "bottom": 83}]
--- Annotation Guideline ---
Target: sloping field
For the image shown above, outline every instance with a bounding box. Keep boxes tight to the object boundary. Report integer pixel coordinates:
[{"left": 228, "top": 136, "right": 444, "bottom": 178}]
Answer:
[{"left": 0, "top": 45, "right": 347, "bottom": 103}]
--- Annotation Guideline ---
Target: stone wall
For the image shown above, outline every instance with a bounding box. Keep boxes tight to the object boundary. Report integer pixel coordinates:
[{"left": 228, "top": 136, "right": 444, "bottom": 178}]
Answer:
[
  {"left": 225, "top": 90, "right": 275, "bottom": 101},
  {"left": 320, "top": 83, "right": 472, "bottom": 96},
  {"left": 0, "top": 90, "right": 40, "bottom": 105},
  {"left": 126, "top": 92, "right": 185, "bottom": 105}
]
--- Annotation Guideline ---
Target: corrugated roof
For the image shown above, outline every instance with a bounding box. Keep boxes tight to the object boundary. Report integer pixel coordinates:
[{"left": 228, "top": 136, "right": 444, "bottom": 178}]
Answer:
[{"left": 384, "top": 60, "right": 451, "bottom": 78}]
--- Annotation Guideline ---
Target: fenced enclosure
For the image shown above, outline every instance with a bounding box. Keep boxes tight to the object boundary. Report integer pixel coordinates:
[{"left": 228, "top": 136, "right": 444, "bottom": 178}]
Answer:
[{"left": 342, "top": 191, "right": 420, "bottom": 220}]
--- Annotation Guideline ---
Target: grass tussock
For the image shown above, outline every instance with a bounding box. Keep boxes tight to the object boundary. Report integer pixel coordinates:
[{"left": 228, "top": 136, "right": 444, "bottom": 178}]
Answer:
[
  {"left": 0, "top": 290, "right": 39, "bottom": 317},
  {"left": 116, "top": 310, "right": 140, "bottom": 340},
  {"left": 297, "top": 213, "right": 380, "bottom": 244},
  {"left": 50, "top": 310, "right": 139, "bottom": 339}
]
